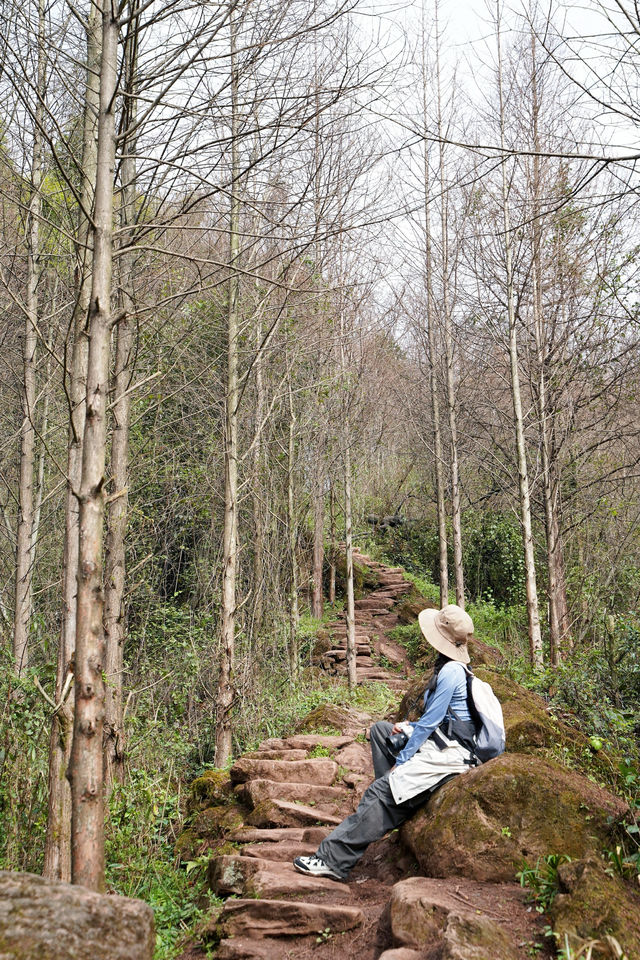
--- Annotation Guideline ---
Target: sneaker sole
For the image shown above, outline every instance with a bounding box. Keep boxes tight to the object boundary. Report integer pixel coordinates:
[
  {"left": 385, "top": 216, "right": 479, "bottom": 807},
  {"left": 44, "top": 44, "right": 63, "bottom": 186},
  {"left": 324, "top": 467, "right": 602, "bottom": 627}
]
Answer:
[{"left": 292, "top": 861, "right": 344, "bottom": 882}]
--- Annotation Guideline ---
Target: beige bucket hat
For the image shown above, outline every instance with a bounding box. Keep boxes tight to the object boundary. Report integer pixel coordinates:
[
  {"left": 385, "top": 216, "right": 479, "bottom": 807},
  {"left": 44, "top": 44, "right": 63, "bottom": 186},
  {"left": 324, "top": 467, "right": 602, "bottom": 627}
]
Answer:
[{"left": 418, "top": 604, "right": 473, "bottom": 664}]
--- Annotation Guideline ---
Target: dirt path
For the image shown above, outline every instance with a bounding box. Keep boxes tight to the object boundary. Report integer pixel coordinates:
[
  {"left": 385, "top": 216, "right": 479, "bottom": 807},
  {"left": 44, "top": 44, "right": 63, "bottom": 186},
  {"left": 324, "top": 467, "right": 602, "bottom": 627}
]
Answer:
[{"left": 185, "top": 553, "right": 551, "bottom": 960}]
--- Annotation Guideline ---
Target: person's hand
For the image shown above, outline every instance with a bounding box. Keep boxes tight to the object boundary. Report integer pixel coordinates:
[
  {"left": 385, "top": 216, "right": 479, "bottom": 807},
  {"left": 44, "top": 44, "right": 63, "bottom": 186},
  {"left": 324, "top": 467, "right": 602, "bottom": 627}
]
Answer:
[{"left": 391, "top": 723, "right": 404, "bottom": 734}]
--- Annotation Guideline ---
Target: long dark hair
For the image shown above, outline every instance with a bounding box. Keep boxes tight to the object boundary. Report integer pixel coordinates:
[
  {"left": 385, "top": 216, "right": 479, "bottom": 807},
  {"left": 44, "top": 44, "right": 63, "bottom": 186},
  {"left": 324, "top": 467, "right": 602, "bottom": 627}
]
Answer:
[{"left": 424, "top": 653, "right": 452, "bottom": 696}]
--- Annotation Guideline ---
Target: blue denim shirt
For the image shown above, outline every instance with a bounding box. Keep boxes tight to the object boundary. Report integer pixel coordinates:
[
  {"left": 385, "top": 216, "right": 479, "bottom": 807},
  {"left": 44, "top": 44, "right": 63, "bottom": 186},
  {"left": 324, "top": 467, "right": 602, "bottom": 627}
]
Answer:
[{"left": 395, "top": 660, "right": 471, "bottom": 765}]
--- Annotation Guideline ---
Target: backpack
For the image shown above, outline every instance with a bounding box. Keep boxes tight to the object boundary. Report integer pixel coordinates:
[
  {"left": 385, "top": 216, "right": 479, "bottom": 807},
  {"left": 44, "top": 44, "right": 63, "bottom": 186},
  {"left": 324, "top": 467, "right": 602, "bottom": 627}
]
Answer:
[{"left": 462, "top": 665, "right": 506, "bottom": 763}]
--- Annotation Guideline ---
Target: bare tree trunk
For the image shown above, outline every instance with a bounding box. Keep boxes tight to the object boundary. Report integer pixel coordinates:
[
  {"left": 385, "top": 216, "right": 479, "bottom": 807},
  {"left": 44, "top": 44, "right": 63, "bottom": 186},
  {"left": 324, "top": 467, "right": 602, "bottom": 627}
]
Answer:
[
  {"left": 286, "top": 372, "right": 300, "bottom": 679},
  {"left": 251, "top": 316, "right": 265, "bottom": 635},
  {"left": 103, "top": 0, "right": 139, "bottom": 788},
  {"left": 328, "top": 483, "right": 336, "bottom": 604},
  {"left": 420, "top": 10, "right": 448, "bottom": 607},
  {"left": 529, "top": 31, "right": 568, "bottom": 666},
  {"left": 44, "top": 1, "right": 101, "bottom": 883},
  {"left": 339, "top": 298, "right": 357, "bottom": 691},
  {"left": 13, "top": 0, "right": 45, "bottom": 677},
  {"left": 69, "top": 0, "right": 119, "bottom": 890},
  {"left": 435, "top": 5, "right": 464, "bottom": 607},
  {"left": 311, "top": 466, "right": 324, "bottom": 619},
  {"left": 215, "top": 6, "right": 240, "bottom": 766},
  {"left": 497, "top": 12, "right": 543, "bottom": 668}
]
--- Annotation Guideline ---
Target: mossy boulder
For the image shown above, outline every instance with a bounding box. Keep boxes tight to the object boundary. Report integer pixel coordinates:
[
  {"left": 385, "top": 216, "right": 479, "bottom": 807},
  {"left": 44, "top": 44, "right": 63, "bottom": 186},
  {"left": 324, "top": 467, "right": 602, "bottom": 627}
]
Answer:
[
  {"left": 549, "top": 856, "right": 640, "bottom": 958},
  {"left": 295, "top": 703, "right": 372, "bottom": 737},
  {"left": 334, "top": 556, "right": 379, "bottom": 599},
  {"left": 478, "top": 669, "right": 557, "bottom": 752},
  {"left": 396, "top": 596, "right": 436, "bottom": 625},
  {"left": 401, "top": 753, "right": 627, "bottom": 882},
  {"left": 188, "top": 768, "right": 233, "bottom": 813},
  {"left": 174, "top": 828, "right": 201, "bottom": 862},
  {"left": 478, "top": 668, "right": 618, "bottom": 783},
  {"left": 312, "top": 631, "right": 334, "bottom": 658},
  {"left": 441, "top": 912, "right": 516, "bottom": 960},
  {"left": 175, "top": 802, "right": 246, "bottom": 863},
  {"left": 468, "top": 637, "right": 503, "bottom": 666},
  {"left": 192, "top": 804, "right": 245, "bottom": 838},
  {"left": 0, "top": 871, "right": 155, "bottom": 960}
]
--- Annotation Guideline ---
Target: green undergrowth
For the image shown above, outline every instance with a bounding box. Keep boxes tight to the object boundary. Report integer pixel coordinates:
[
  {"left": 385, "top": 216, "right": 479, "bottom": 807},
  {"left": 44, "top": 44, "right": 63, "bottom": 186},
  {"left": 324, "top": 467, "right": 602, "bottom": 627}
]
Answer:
[
  {"left": 105, "top": 769, "right": 221, "bottom": 959},
  {"left": 107, "top": 607, "right": 398, "bottom": 958}
]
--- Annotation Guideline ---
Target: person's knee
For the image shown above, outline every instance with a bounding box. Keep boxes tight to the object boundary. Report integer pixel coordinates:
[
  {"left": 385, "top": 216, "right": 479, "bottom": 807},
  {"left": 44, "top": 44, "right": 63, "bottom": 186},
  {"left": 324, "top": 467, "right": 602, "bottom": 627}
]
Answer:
[{"left": 370, "top": 720, "right": 391, "bottom": 744}]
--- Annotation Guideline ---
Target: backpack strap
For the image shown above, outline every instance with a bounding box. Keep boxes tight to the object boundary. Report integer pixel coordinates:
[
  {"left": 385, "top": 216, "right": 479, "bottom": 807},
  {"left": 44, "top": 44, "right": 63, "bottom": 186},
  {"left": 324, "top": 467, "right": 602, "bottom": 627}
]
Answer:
[{"left": 462, "top": 665, "right": 483, "bottom": 733}]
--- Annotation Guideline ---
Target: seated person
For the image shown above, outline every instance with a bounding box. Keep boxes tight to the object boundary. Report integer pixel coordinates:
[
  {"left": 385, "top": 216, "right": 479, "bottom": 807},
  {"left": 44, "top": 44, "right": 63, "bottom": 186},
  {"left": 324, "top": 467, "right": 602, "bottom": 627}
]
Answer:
[{"left": 294, "top": 604, "right": 476, "bottom": 881}]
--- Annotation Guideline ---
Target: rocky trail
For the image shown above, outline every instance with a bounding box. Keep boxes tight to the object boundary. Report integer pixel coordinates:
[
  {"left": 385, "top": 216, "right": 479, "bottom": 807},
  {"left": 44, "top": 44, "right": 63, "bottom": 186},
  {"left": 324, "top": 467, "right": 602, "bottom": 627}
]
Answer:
[{"left": 178, "top": 554, "right": 638, "bottom": 960}]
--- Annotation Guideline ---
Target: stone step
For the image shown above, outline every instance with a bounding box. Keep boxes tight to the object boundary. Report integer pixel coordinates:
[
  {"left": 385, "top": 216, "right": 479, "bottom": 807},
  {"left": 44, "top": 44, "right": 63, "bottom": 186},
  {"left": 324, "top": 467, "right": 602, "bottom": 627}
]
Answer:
[
  {"left": 242, "top": 749, "right": 308, "bottom": 761},
  {"left": 240, "top": 840, "right": 317, "bottom": 861},
  {"left": 379, "top": 641, "right": 406, "bottom": 666},
  {"left": 229, "top": 826, "right": 306, "bottom": 843},
  {"left": 246, "top": 798, "right": 343, "bottom": 829},
  {"left": 372, "top": 585, "right": 410, "bottom": 595},
  {"left": 258, "top": 735, "right": 352, "bottom": 752},
  {"left": 209, "top": 856, "right": 341, "bottom": 897},
  {"left": 216, "top": 898, "right": 364, "bottom": 940},
  {"left": 230, "top": 757, "right": 338, "bottom": 786},
  {"left": 354, "top": 597, "right": 394, "bottom": 611},
  {"left": 228, "top": 825, "right": 330, "bottom": 845},
  {"left": 235, "top": 778, "right": 350, "bottom": 810},
  {"left": 215, "top": 937, "right": 278, "bottom": 959},
  {"left": 323, "top": 646, "right": 371, "bottom": 660}
]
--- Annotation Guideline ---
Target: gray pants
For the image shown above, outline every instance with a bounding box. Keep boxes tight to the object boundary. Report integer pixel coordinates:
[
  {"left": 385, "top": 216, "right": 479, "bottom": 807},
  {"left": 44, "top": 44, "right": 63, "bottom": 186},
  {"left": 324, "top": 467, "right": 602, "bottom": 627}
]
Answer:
[{"left": 316, "top": 721, "right": 435, "bottom": 879}]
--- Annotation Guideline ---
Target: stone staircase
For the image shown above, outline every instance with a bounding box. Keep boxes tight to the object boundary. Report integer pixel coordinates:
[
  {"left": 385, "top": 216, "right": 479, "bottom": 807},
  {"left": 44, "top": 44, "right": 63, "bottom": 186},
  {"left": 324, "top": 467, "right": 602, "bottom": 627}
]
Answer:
[
  {"left": 316, "top": 558, "right": 413, "bottom": 689},
  {"left": 192, "top": 553, "right": 544, "bottom": 960}
]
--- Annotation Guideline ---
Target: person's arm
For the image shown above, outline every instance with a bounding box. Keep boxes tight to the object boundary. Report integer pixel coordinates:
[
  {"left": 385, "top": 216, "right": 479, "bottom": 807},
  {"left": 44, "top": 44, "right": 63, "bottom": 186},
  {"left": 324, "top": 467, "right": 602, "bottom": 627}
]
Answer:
[{"left": 394, "top": 664, "right": 462, "bottom": 765}]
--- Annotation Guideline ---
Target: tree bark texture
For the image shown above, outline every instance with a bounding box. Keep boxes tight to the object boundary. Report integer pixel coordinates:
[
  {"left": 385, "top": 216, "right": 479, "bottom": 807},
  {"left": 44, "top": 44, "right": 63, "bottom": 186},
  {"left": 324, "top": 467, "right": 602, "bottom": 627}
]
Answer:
[
  {"left": 435, "top": 11, "right": 464, "bottom": 608},
  {"left": 46, "top": 1, "right": 100, "bottom": 883},
  {"left": 103, "top": 0, "right": 139, "bottom": 787},
  {"left": 420, "top": 29, "right": 448, "bottom": 608},
  {"left": 69, "top": 0, "right": 118, "bottom": 891},
  {"left": 339, "top": 296, "right": 357, "bottom": 690},
  {"left": 529, "top": 32, "right": 569, "bottom": 665},
  {"left": 13, "top": 0, "right": 45, "bottom": 677},
  {"left": 497, "top": 15, "right": 543, "bottom": 668},
  {"left": 215, "top": 7, "right": 240, "bottom": 766},
  {"left": 44, "top": 2, "right": 101, "bottom": 882},
  {"left": 311, "top": 467, "right": 324, "bottom": 619},
  {"left": 287, "top": 374, "right": 300, "bottom": 679}
]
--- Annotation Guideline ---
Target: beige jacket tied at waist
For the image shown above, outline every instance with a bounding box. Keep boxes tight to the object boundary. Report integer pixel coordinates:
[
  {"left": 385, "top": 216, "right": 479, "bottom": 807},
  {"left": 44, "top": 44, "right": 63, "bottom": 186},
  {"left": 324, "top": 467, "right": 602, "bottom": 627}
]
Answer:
[{"left": 389, "top": 729, "right": 472, "bottom": 805}]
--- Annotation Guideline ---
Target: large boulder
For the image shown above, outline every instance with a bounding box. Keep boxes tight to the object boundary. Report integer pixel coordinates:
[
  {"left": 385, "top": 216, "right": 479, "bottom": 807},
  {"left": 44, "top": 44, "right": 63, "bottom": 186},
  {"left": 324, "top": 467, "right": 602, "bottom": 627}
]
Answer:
[
  {"left": 0, "top": 871, "right": 154, "bottom": 960},
  {"left": 389, "top": 877, "right": 517, "bottom": 959},
  {"left": 187, "top": 768, "right": 233, "bottom": 812},
  {"left": 295, "top": 703, "right": 372, "bottom": 737},
  {"left": 396, "top": 596, "right": 436, "bottom": 625},
  {"left": 549, "top": 857, "right": 640, "bottom": 958},
  {"left": 401, "top": 754, "right": 627, "bottom": 882}
]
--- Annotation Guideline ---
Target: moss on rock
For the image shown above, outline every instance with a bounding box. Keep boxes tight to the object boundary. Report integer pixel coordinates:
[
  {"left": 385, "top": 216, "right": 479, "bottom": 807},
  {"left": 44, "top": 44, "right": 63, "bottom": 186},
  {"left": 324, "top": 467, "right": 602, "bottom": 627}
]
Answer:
[
  {"left": 295, "top": 703, "right": 372, "bottom": 737},
  {"left": 396, "top": 597, "right": 437, "bottom": 625},
  {"left": 192, "top": 803, "right": 245, "bottom": 839},
  {"left": 401, "top": 753, "right": 627, "bottom": 883},
  {"left": 334, "top": 556, "right": 379, "bottom": 599},
  {"left": 188, "top": 768, "right": 232, "bottom": 813},
  {"left": 550, "top": 856, "right": 640, "bottom": 958}
]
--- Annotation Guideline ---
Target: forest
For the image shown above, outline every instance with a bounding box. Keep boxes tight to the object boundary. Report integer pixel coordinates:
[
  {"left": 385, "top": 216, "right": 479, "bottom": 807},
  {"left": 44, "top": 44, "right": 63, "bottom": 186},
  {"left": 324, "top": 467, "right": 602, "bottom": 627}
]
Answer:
[{"left": 1, "top": 0, "right": 640, "bottom": 956}]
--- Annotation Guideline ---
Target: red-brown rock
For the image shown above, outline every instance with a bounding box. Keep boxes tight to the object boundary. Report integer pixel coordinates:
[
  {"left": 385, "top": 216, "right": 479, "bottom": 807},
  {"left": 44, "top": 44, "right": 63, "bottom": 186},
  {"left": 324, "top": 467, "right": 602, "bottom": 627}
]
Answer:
[
  {"left": 216, "top": 898, "right": 363, "bottom": 940},
  {"left": 246, "top": 798, "right": 343, "bottom": 829},
  {"left": 0, "top": 871, "right": 154, "bottom": 960},
  {"left": 235, "top": 778, "right": 350, "bottom": 810},
  {"left": 230, "top": 757, "right": 338, "bottom": 786}
]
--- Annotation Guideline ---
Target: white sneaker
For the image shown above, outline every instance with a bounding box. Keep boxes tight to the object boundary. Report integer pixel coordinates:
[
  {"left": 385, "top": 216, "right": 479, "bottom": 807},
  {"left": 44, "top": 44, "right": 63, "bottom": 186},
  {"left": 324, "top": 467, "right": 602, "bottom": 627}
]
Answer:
[{"left": 293, "top": 854, "right": 343, "bottom": 881}]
